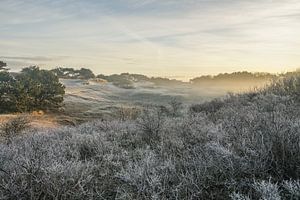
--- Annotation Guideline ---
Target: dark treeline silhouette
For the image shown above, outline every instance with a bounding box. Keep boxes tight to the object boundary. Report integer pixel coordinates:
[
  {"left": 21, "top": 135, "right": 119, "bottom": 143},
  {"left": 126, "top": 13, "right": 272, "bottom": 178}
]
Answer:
[
  {"left": 51, "top": 67, "right": 95, "bottom": 79},
  {"left": 190, "top": 71, "right": 277, "bottom": 86},
  {"left": 49, "top": 67, "right": 186, "bottom": 87},
  {"left": 50, "top": 67, "right": 296, "bottom": 89},
  {"left": 97, "top": 73, "right": 184, "bottom": 88},
  {"left": 96, "top": 71, "right": 300, "bottom": 89},
  {"left": 97, "top": 73, "right": 136, "bottom": 89},
  {"left": 0, "top": 61, "right": 9, "bottom": 71}
]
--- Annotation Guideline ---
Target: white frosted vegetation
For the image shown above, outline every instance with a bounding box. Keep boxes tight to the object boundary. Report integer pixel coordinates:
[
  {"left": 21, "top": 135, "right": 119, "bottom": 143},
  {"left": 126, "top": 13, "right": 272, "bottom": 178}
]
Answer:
[{"left": 1, "top": 77, "right": 300, "bottom": 199}]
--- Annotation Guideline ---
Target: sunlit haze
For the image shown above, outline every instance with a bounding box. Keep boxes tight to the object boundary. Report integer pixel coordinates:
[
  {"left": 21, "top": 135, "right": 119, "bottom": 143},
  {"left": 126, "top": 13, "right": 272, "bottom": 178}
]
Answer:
[{"left": 1, "top": 0, "right": 300, "bottom": 79}]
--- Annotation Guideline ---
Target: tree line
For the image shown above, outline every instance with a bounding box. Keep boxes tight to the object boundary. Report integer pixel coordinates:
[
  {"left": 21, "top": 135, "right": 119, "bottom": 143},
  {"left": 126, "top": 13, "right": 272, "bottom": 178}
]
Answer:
[
  {"left": 51, "top": 67, "right": 95, "bottom": 79},
  {"left": 1, "top": 61, "right": 298, "bottom": 113},
  {"left": 51, "top": 67, "right": 286, "bottom": 88},
  {"left": 190, "top": 71, "right": 277, "bottom": 85}
]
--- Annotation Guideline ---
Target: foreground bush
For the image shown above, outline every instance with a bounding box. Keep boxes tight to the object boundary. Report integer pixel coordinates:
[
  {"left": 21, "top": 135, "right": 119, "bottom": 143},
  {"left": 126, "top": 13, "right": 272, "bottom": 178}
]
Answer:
[
  {"left": 0, "top": 115, "right": 31, "bottom": 144},
  {"left": 0, "top": 76, "right": 300, "bottom": 199}
]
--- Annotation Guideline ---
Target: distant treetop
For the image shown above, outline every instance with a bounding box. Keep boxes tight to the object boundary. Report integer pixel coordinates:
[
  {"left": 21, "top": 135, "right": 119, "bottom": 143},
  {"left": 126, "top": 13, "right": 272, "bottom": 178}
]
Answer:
[
  {"left": 51, "top": 67, "right": 95, "bottom": 79},
  {"left": 0, "top": 61, "right": 9, "bottom": 71},
  {"left": 190, "top": 71, "right": 277, "bottom": 85}
]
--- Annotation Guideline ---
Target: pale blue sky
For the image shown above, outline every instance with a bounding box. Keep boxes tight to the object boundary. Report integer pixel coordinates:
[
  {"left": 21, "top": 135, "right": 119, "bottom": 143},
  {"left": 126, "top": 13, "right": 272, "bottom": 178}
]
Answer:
[{"left": 1, "top": 0, "right": 300, "bottom": 79}]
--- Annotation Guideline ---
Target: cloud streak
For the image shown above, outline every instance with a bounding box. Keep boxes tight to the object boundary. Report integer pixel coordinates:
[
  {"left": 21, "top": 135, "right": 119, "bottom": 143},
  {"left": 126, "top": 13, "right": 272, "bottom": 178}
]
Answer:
[
  {"left": 0, "top": 56, "right": 67, "bottom": 62},
  {"left": 0, "top": 0, "right": 300, "bottom": 77}
]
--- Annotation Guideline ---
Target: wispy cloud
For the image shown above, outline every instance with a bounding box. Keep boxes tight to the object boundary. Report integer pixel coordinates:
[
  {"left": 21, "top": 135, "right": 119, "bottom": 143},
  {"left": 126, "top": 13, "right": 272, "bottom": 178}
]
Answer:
[
  {"left": 0, "top": 56, "right": 67, "bottom": 62},
  {"left": 0, "top": 0, "right": 300, "bottom": 76}
]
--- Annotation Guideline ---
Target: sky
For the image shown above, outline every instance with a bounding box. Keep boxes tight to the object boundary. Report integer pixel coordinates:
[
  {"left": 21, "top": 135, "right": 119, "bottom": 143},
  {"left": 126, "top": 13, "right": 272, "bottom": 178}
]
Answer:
[{"left": 0, "top": 0, "right": 300, "bottom": 80}]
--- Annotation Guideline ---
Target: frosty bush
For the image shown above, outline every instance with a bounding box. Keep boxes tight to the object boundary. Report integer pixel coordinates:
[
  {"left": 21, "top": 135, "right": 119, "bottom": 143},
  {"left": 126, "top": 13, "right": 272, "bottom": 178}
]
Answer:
[
  {"left": 167, "top": 98, "right": 183, "bottom": 117},
  {"left": 230, "top": 192, "right": 250, "bottom": 200},
  {"left": 283, "top": 180, "right": 300, "bottom": 199},
  {"left": 115, "top": 107, "right": 141, "bottom": 121},
  {"left": 0, "top": 115, "right": 31, "bottom": 143},
  {"left": 232, "top": 179, "right": 300, "bottom": 200},
  {"left": 252, "top": 179, "right": 281, "bottom": 200},
  {"left": 0, "top": 75, "right": 300, "bottom": 199},
  {"left": 136, "top": 107, "right": 165, "bottom": 146}
]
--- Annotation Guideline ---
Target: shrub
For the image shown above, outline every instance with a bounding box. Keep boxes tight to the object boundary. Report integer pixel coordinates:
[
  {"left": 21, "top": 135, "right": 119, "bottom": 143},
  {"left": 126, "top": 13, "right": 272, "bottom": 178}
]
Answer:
[
  {"left": 167, "top": 98, "right": 183, "bottom": 117},
  {"left": 233, "top": 179, "right": 300, "bottom": 200},
  {"left": 252, "top": 179, "right": 281, "bottom": 200},
  {"left": 0, "top": 115, "right": 31, "bottom": 143},
  {"left": 230, "top": 192, "right": 250, "bottom": 200},
  {"left": 0, "top": 75, "right": 300, "bottom": 199},
  {"left": 264, "top": 75, "right": 300, "bottom": 102},
  {"left": 136, "top": 107, "right": 165, "bottom": 145},
  {"left": 283, "top": 180, "right": 300, "bottom": 199},
  {"left": 189, "top": 98, "right": 225, "bottom": 115},
  {"left": 115, "top": 107, "right": 141, "bottom": 121}
]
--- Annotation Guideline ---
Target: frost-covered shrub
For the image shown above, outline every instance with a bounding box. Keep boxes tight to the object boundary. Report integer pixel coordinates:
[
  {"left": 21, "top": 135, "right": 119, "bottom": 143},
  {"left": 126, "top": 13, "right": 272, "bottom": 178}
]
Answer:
[
  {"left": 230, "top": 192, "right": 250, "bottom": 200},
  {"left": 167, "top": 98, "right": 183, "bottom": 117},
  {"left": 265, "top": 76, "right": 300, "bottom": 100},
  {"left": 218, "top": 94, "right": 300, "bottom": 180},
  {"left": 283, "top": 180, "right": 300, "bottom": 199},
  {"left": 232, "top": 179, "right": 300, "bottom": 200},
  {"left": 115, "top": 107, "right": 141, "bottom": 121},
  {"left": 0, "top": 75, "right": 300, "bottom": 199},
  {"left": 252, "top": 179, "right": 281, "bottom": 200},
  {"left": 0, "top": 115, "right": 31, "bottom": 143},
  {"left": 189, "top": 98, "right": 225, "bottom": 115},
  {"left": 0, "top": 129, "right": 127, "bottom": 199},
  {"left": 136, "top": 108, "right": 165, "bottom": 145},
  {"left": 116, "top": 149, "right": 177, "bottom": 199}
]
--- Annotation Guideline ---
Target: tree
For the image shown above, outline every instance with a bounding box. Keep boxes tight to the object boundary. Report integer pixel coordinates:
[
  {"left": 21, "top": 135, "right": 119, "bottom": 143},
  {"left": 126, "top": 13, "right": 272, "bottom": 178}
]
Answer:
[
  {"left": 51, "top": 67, "right": 95, "bottom": 79},
  {"left": 18, "top": 66, "right": 65, "bottom": 111},
  {"left": 51, "top": 67, "right": 78, "bottom": 78},
  {"left": 0, "top": 61, "right": 9, "bottom": 71},
  {"left": 0, "top": 71, "right": 19, "bottom": 112},
  {"left": 77, "top": 68, "right": 95, "bottom": 79},
  {"left": 0, "top": 66, "right": 65, "bottom": 113}
]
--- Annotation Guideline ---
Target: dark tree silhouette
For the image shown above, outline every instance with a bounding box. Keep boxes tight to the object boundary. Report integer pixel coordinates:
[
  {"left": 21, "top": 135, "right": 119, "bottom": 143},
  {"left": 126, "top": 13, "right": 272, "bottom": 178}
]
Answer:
[
  {"left": 0, "top": 61, "right": 9, "bottom": 71},
  {"left": 77, "top": 68, "right": 95, "bottom": 79}
]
